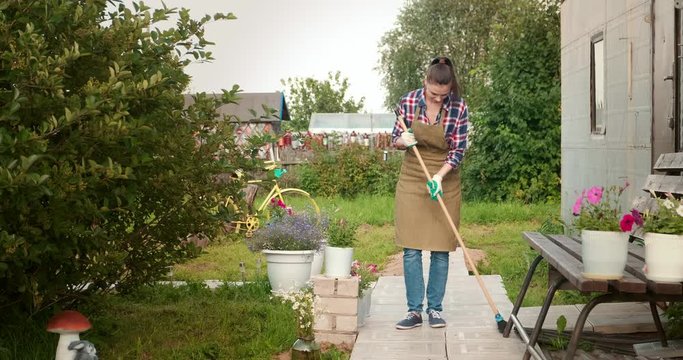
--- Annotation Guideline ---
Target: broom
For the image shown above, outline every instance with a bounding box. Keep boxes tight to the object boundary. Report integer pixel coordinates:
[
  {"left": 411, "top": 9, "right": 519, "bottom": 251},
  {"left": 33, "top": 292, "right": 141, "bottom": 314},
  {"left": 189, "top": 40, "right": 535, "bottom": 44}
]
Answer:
[{"left": 394, "top": 109, "right": 508, "bottom": 333}]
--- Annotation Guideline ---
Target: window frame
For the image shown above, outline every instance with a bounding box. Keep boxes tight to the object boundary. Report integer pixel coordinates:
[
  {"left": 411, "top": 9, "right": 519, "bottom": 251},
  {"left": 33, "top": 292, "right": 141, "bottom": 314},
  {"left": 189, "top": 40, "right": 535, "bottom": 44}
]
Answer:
[{"left": 590, "top": 32, "right": 606, "bottom": 135}]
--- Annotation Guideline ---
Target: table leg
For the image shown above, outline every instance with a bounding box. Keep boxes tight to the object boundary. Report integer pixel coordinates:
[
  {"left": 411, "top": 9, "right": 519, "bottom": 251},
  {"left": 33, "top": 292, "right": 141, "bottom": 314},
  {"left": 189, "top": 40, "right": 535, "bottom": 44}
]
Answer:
[
  {"left": 523, "top": 275, "right": 565, "bottom": 360},
  {"left": 504, "top": 254, "right": 544, "bottom": 338},
  {"left": 564, "top": 293, "right": 617, "bottom": 360},
  {"left": 649, "top": 301, "right": 668, "bottom": 347}
]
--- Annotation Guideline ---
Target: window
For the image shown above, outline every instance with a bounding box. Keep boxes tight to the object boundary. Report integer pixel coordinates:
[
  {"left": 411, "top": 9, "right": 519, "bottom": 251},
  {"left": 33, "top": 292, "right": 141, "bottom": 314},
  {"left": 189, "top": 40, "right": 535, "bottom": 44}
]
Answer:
[{"left": 590, "top": 33, "right": 605, "bottom": 134}]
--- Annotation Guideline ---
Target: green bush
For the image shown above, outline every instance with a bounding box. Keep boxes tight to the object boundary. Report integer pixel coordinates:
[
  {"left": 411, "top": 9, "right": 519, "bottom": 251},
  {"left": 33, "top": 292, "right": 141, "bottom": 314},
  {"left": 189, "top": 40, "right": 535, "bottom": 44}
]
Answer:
[
  {"left": 0, "top": 1, "right": 260, "bottom": 313},
  {"left": 461, "top": 0, "right": 561, "bottom": 203},
  {"left": 298, "top": 144, "right": 402, "bottom": 197}
]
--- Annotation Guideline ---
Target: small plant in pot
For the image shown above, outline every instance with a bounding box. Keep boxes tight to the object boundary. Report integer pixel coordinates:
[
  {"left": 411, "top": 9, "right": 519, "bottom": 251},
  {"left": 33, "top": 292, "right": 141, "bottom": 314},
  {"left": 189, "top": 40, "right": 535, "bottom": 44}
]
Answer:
[
  {"left": 640, "top": 193, "right": 683, "bottom": 282},
  {"left": 324, "top": 219, "right": 357, "bottom": 278},
  {"left": 571, "top": 182, "right": 637, "bottom": 280},
  {"left": 246, "top": 211, "right": 327, "bottom": 292}
]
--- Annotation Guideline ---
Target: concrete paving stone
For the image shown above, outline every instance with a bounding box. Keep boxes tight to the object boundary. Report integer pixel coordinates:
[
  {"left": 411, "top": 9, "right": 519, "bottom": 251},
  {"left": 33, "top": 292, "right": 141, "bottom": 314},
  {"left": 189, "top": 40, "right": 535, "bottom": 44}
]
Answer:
[
  {"left": 445, "top": 326, "right": 515, "bottom": 341},
  {"left": 354, "top": 325, "right": 446, "bottom": 342},
  {"left": 576, "top": 302, "right": 661, "bottom": 334},
  {"left": 350, "top": 341, "right": 447, "bottom": 359},
  {"left": 515, "top": 305, "right": 587, "bottom": 332},
  {"left": 447, "top": 339, "right": 527, "bottom": 355}
]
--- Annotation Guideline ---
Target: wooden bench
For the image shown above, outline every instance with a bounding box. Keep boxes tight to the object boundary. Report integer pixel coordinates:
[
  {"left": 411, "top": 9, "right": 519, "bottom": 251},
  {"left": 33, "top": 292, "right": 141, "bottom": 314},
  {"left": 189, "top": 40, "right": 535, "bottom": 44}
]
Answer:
[{"left": 503, "top": 152, "right": 683, "bottom": 360}]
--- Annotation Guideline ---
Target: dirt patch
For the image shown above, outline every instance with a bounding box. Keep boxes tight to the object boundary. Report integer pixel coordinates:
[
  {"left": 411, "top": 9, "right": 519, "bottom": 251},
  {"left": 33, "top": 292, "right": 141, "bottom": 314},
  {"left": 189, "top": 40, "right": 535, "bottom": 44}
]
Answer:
[{"left": 380, "top": 248, "right": 488, "bottom": 276}]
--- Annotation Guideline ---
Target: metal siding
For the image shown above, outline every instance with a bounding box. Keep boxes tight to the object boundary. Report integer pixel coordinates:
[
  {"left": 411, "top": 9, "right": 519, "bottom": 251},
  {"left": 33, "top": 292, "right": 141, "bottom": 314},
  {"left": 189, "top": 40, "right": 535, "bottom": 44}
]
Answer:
[
  {"left": 652, "top": 0, "right": 677, "bottom": 158},
  {"left": 561, "top": 0, "right": 653, "bottom": 227}
]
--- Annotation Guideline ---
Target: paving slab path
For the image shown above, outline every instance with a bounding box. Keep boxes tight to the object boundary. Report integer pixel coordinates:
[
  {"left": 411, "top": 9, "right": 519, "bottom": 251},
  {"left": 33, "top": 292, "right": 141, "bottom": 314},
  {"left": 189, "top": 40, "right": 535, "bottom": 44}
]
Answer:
[
  {"left": 351, "top": 248, "right": 525, "bottom": 359},
  {"left": 350, "top": 248, "right": 665, "bottom": 360}
]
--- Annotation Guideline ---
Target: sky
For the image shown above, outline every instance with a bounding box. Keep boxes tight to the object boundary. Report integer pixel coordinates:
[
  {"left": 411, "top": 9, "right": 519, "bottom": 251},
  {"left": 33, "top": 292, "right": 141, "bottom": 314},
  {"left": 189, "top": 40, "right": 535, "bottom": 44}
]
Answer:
[{"left": 138, "top": 0, "right": 407, "bottom": 113}]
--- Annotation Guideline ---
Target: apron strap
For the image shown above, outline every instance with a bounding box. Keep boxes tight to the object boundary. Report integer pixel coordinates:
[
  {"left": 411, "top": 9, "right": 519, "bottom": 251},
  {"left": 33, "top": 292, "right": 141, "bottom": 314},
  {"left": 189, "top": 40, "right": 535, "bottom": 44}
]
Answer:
[{"left": 413, "top": 103, "right": 448, "bottom": 126}]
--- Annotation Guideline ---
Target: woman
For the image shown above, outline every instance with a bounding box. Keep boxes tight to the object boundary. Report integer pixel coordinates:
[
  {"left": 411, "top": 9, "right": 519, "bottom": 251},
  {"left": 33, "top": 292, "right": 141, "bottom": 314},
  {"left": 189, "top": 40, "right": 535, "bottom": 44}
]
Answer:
[{"left": 392, "top": 56, "right": 469, "bottom": 329}]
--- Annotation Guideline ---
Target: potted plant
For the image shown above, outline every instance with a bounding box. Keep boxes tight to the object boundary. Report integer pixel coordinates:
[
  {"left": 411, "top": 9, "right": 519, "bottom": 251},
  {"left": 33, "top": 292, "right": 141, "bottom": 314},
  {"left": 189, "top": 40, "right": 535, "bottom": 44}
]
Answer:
[
  {"left": 571, "top": 183, "right": 637, "bottom": 279},
  {"left": 641, "top": 193, "right": 683, "bottom": 282},
  {"left": 351, "top": 260, "right": 378, "bottom": 327},
  {"left": 246, "top": 209, "right": 326, "bottom": 293},
  {"left": 276, "top": 286, "right": 321, "bottom": 360},
  {"left": 324, "top": 219, "right": 357, "bottom": 278}
]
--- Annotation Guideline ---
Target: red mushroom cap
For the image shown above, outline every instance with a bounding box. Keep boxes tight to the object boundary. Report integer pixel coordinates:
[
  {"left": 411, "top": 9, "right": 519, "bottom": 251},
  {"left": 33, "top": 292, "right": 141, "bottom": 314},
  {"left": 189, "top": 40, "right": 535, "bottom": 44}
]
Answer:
[{"left": 46, "top": 310, "right": 92, "bottom": 333}]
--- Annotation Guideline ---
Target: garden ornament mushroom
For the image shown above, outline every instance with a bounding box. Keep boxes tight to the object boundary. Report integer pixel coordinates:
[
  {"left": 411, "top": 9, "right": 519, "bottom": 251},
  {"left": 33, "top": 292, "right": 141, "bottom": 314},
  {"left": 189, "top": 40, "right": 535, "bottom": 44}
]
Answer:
[{"left": 47, "top": 310, "right": 96, "bottom": 360}]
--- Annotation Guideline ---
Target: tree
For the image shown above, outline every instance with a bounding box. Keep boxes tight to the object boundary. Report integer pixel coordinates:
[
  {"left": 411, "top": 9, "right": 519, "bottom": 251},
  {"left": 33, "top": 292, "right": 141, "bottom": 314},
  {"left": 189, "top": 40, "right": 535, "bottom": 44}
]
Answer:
[
  {"left": 377, "top": 0, "right": 500, "bottom": 109},
  {"left": 281, "top": 71, "right": 365, "bottom": 131},
  {"left": 0, "top": 0, "right": 261, "bottom": 313},
  {"left": 461, "top": 0, "right": 561, "bottom": 202}
]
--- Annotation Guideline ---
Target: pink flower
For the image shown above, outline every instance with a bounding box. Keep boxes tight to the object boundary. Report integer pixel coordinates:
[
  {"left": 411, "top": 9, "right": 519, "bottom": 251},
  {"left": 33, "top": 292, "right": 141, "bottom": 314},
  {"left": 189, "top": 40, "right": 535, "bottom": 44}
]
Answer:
[
  {"left": 367, "top": 264, "right": 378, "bottom": 273},
  {"left": 572, "top": 195, "right": 582, "bottom": 216},
  {"left": 277, "top": 199, "right": 286, "bottom": 208},
  {"left": 619, "top": 214, "right": 635, "bottom": 232},
  {"left": 586, "top": 186, "right": 603, "bottom": 205},
  {"left": 630, "top": 209, "right": 643, "bottom": 226}
]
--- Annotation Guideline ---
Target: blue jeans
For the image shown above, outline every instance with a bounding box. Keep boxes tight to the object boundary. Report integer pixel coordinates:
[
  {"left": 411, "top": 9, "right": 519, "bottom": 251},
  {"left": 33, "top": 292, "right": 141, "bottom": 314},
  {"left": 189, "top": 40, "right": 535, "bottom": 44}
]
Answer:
[{"left": 403, "top": 248, "right": 449, "bottom": 313}]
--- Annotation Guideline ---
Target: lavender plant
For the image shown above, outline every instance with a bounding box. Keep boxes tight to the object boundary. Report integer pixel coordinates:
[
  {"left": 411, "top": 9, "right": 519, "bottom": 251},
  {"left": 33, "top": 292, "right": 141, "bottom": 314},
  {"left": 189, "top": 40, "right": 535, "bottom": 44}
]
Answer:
[{"left": 246, "top": 212, "right": 327, "bottom": 251}]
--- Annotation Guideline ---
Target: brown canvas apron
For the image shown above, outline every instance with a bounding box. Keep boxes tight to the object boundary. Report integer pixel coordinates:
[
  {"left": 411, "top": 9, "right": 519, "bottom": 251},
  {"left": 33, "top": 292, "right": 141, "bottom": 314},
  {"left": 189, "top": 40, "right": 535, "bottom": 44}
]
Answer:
[{"left": 395, "top": 108, "right": 461, "bottom": 252}]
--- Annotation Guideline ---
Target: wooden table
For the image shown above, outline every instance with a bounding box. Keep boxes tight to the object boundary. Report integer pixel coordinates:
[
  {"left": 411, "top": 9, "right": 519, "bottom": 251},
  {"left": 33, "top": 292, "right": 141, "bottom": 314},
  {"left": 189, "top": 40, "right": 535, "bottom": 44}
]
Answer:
[{"left": 503, "top": 232, "right": 683, "bottom": 360}]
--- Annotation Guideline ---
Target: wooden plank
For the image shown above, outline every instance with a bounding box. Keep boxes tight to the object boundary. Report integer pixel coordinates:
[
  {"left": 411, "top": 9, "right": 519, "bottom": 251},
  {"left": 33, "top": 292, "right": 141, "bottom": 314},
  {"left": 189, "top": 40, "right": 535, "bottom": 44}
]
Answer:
[
  {"left": 653, "top": 152, "right": 683, "bottom": 172},
  {"left": 547, "top": 235, "right": 646, "bottom": 293},
  {"left": 642, "top": 174, "right": 683, "bottom": 195},
  {"left": 522, "top": 232, "right": 608, "bottom": 292}
]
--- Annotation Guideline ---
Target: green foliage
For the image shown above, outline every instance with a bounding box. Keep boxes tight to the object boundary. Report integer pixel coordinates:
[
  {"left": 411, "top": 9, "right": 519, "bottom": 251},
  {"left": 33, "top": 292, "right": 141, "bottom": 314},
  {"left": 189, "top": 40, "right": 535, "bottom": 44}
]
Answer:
[
  {"left": 549, "top": 315, "right": 569, "bottom": 350},
  {"left": 327, "top": 219, "right": 357, "bottom": 248},
  {"left": 665, "top": 302, "right": 683, "bottom": 338},
  {"left": 281, "top": 71, "right": 365, "bottom": 131},
  {"left": 642, "top": 195, "right": 683, "bottom": 235},
  {"left": 377, "top": 0, "right": 499, "bottom": 108},
  {"left": 0, "top": 0, "right": 263, "bottom": 313},
  {"left": 462, "top": 0, "right": 561, "bottom": 203},
  {"left": 298, "top": 145, "right": 402, "bottom": 198}
]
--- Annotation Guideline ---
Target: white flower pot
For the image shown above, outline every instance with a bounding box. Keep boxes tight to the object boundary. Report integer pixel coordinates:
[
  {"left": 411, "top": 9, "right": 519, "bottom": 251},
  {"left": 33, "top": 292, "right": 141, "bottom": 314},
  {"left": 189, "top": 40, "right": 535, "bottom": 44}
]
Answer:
[
  {"left": 310, "top": 247, "right": 325, "bottom": 278},
  {"left": 581, "top": 230, "right": 629, "bottom": 280},
  {"left": 357, "top": 284, "right": 374, "bottom": 327},
  {"left": 644, "top": 233, "right": 683, "bottom": 282},
  {"left": 324, "top": 246, "right": 354, "bottom": 278},
  {"left": 262, "top": 250, "right": 314, "bottom": 293}
]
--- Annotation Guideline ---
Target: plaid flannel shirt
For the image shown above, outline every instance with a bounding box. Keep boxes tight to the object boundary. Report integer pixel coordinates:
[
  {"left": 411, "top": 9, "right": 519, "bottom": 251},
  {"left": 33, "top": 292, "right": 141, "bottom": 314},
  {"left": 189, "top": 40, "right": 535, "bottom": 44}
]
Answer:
[{"left": 392, "top": 88, "right": 469, "bottom": 169}]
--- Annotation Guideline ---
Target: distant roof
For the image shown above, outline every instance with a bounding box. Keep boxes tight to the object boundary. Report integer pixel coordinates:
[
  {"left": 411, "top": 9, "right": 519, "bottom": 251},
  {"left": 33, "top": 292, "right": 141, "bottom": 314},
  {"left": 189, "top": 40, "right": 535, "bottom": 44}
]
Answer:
[
  {"left": 183, "top": 92, "right": 289, "bottom": 122},
  {"left": 309, "top": 113, "right": 395, "bottom": 133}
]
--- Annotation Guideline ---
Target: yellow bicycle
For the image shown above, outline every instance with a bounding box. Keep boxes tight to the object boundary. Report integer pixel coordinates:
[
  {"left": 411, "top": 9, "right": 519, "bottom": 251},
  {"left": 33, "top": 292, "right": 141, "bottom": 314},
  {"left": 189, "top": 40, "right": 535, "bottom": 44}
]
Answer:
[{"left": 226, "top": 161, "right": 319, "bottom": 237}]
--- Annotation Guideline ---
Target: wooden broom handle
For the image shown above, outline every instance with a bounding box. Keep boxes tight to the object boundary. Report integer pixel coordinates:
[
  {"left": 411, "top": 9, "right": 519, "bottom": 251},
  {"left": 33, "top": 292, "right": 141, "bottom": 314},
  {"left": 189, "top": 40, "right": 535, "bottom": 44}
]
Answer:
[{"left": 396, "top": 115, "right": 501, "bottom": 315}]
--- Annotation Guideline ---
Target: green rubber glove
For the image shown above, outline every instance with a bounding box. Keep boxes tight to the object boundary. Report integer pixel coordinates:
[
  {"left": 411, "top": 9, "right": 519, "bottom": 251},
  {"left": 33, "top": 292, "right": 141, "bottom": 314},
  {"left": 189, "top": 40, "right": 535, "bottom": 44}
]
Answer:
[{"left": 427, "top": 174, "right": 443, "bottom": 200}]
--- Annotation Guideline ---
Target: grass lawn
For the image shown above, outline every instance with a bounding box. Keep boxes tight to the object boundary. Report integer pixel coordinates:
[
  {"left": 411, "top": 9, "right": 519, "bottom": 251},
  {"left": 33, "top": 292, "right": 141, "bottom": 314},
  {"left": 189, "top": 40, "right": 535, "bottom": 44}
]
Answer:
[{"left": 4, "top": 196, "right": 584, "bottom": 359}]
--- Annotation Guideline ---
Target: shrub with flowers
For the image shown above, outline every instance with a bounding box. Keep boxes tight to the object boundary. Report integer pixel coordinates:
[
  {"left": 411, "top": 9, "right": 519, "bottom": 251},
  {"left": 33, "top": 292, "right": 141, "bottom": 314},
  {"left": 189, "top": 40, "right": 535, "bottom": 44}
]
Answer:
[
  {"left": 268, "top": 197, "right": 292, "bottom": 220},
  {"left": 572, "top": 183, "right": 641, "bottom": 232},
  {"left": 246, "top": 211, "right": 327, "bottom": 251},
  {"left": 275, "top": 286, "right": 317, "bottom": 339},
  {"left": 642, "top": 193, "right": 683, "bottom": 235},
  {"left": 351, "top": 260, "right": 378, "bottom": 296}
]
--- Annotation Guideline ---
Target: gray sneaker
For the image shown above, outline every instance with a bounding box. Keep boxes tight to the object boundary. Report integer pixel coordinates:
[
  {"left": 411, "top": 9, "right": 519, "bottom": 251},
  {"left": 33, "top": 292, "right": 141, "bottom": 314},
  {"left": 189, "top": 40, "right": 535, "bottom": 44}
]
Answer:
[
  {"left": 428, "top": 309, "right": 446, "bottom": 328},
  {"left": 395, "top": 311, "right": 422, "bottom": 330}
]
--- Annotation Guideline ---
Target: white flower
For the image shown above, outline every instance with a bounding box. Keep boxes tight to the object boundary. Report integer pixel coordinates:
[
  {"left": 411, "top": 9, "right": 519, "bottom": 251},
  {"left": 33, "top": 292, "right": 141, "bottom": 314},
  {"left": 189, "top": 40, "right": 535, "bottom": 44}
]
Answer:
[
  {"left": 664, "top": 199, "right": 675, "bottom": 209},
  {"left": 677, "top": 204, "right": 683, "bottom": 217}
]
